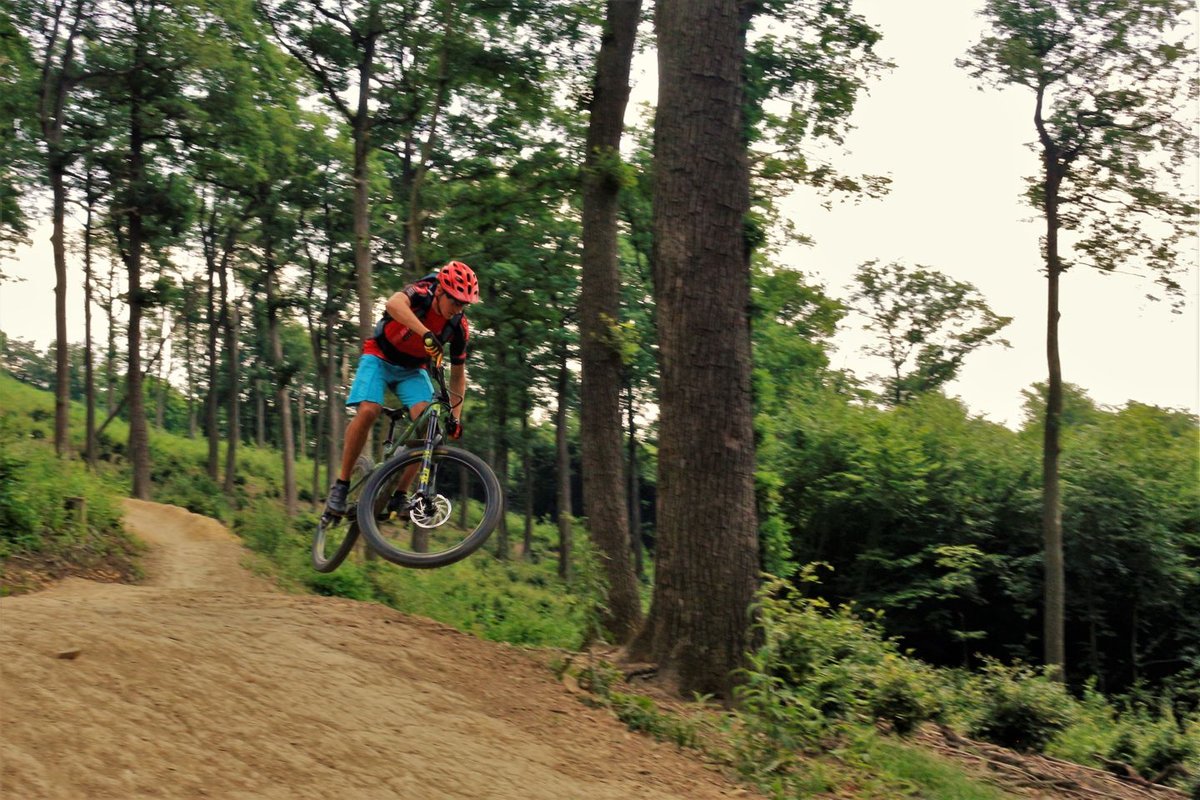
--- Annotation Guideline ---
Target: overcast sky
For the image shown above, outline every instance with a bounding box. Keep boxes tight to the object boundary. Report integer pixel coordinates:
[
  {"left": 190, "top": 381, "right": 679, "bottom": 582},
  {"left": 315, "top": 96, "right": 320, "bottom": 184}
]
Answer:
[
  {"left": 630, "top": 0, "right": 1199, "bottom": 427},
  {"left": 2, "top": 0, "right": 1197, "bottom": 428}
]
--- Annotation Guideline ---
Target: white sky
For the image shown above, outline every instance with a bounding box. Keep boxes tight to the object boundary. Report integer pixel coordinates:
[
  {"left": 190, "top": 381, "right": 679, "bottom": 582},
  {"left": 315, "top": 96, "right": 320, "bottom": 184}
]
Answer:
[
  {"left": 628, "top": 0, "right": 1199, "bottom": 427},
  {"left": 2, "top": 0, "right": 1197, "bottom": 428}
]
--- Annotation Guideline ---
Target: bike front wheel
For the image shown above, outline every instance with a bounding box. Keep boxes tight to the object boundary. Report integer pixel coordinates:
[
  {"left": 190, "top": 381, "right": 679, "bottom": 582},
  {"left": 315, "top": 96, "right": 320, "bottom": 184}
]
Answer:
[
  {"left": 357, "top": 446, "right": 503, "bottom": 569},
  {"left": 311, "top": 455, "right": 373, "bottom": 573}
]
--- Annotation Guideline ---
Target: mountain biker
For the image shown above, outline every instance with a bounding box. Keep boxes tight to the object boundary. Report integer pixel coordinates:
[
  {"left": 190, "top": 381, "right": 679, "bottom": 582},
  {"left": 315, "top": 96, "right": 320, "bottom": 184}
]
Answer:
[{"left": 324, "top": 260, "right": 480, "bottom": 518}]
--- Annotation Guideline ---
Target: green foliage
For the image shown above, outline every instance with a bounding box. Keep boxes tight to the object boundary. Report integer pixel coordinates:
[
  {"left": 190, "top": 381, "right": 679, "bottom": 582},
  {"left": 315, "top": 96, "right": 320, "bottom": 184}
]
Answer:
[
  {"left": 850, "top": 260, "right": 1011, "bottom": 405},
  {"left": 961, "top": 0, "right": 1198, "bottom": 298},
  {"left": 745, "top": 573, "right": 946, "bottom": 737},
  {"left": 965, "top": 660, "right": 1076, "bottom": 752},
  {"left": 0, "top": 378, "right": 141, "bottom": 585}
]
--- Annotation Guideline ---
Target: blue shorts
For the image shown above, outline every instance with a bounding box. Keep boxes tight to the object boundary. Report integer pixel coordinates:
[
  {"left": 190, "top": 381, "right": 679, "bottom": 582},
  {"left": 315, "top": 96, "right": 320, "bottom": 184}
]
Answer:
[{"left": 346, "top": 355, "right": 434, "bottom": 410}]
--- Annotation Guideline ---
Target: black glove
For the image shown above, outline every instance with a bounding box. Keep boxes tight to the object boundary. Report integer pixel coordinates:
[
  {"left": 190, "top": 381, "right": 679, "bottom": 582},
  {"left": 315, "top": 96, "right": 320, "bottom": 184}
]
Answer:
[
  {"left": 422, "top": 331, "right": 443, "bottom": 366},
  {"left": 446, "top": 416, "right": 462, "bottom": 440}
]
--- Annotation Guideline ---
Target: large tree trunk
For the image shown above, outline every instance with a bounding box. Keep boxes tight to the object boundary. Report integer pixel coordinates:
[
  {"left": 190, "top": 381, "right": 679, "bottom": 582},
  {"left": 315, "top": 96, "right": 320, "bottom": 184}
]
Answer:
[
  {"left": 628, "top": 0, "right": 759, "bottom": 699},
  {"left": 555, "top": 341, "right": 573, "bottom": 580},
  {"left": 578, "top": 0, "right": 643, "bottom": 644}
]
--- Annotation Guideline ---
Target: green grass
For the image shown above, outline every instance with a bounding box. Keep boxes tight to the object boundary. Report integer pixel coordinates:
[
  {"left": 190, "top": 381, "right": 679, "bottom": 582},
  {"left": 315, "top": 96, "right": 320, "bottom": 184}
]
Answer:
[{"left": 857, "top": 736, "right": 1015, "bottom": 800}]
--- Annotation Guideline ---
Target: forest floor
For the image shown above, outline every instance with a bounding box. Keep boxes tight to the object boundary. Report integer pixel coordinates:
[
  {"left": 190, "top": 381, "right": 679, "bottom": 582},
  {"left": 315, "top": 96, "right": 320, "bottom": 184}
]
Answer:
[{"left": 0, "top": 500, "right": 1188, "bottom": 800}]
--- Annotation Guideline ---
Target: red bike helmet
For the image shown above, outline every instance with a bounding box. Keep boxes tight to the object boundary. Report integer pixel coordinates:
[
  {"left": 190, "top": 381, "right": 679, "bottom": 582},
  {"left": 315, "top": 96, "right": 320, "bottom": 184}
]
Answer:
[{"left": 438, "top": 260, "right": 480, "bottom": 304}]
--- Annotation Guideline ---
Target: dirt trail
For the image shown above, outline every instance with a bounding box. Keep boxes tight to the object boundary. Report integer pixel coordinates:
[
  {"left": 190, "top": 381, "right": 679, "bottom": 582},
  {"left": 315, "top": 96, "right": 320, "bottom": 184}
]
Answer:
[{"left": 1, "top": 500, "right": 747, "bottom": 800}]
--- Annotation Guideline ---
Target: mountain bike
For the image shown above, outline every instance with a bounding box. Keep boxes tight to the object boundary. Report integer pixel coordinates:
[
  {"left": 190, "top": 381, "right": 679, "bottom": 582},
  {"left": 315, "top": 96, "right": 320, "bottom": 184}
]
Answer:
[{"left": 311, "top": 354, "right": 503, "bottom": 571}]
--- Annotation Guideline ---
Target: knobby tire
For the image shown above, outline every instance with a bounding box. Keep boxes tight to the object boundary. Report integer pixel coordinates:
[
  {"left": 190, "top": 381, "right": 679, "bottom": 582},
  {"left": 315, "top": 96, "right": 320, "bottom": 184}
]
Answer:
[{"left": 356, "top": 445, "right": 502, "bottom": 569}]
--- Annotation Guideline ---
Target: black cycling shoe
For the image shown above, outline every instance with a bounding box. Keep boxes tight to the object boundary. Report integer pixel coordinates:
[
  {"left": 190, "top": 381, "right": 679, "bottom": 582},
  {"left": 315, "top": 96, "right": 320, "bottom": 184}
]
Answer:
[
  {"left": 378, "top": 491, "right": 409, "bottom": 522},
  {"left": 325, "top": 481, "right": 349, "bottom": 517}
]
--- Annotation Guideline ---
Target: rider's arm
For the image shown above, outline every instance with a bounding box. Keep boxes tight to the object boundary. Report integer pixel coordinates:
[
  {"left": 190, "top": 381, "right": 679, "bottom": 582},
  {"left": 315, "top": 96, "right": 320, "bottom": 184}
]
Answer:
[
  {"left": 449, "top": 363, "right": 467, "bottom": 421},
  {"left": 384, "top": 291, "right": 429, "bottom": 337}
]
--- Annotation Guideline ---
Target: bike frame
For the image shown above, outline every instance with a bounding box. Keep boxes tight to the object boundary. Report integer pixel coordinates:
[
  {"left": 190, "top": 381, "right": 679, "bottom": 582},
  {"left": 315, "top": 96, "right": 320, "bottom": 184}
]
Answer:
[{"left": 352, "top": 363, "right": 457, "bottom": 509}]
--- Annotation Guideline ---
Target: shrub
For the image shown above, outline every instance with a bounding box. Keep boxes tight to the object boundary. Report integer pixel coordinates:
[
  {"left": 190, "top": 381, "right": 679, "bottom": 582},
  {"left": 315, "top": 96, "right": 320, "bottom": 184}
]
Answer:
[
  {"left": 306, "top": 563, "right": 375, "bottom": 601},
  {"left": 967, "top": 660, "right": 1076, "bottom": 751},
  {"left": 868, "top": 654, "right": 944, "bottom": 736}
]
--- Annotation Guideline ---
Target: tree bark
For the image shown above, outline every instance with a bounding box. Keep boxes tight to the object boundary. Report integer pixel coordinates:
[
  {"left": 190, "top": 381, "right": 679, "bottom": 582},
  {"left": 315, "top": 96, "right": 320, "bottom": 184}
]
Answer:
[
  {"left": 126, "top": 56, "right": 151, "bottom": 499},
  {"left": 83, "top": 174, "right": 97, "bottom": 469},
  {"left": 203, "top": 205, "right": 220, "bottom": 478},
  {"left": 352, "top": 6, "right": 379, "bottom": 341},
  {"left": 221, "top": 269, "right": 240, "bottom": 496},
  {"left": 522, "top": 391, "right": 533, "bottom": 560},
  {"left": 627, "top": 0, "right": 759, "bottom": 699},
  {"left": 39, "top": 0, "right": 90, "bottom": 458},
  {"left": 493, "top": 344, "right": 510, "bottom": 560},
  {"left": 1037, "top": 85, "right": 1066, "bottom": 681},
  {"left": 51, "top": 161, "right": 70, "bottom": 456},
  {"left": 627, "top": 380, "right": 642, "bottom": 579},
  {"left": 264, "top": 235, "right": 297, "bottom": 516},
  {"left": 578, "top": 0, "right": 643, "bottom": 644}
]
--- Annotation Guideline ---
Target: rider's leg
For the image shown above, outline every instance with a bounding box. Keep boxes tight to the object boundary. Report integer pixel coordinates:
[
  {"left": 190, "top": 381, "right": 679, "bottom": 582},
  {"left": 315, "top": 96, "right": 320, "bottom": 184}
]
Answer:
[
  {"left": 327, "top": 355, "right": 390, "bottom": 515},
  {"left": 339, "top": 401, "right": 381, "bottom": 481}
]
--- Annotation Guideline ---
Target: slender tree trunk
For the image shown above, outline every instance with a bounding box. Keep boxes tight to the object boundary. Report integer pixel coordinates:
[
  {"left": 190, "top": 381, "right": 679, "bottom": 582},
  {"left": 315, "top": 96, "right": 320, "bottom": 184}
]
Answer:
[
  {"left": 39, "top": 1, "right": 90, "bottom": 456},
  {"left": 255, "top": 377, "right": 266, "bottom": 446},
  {"left": 265, "top": 237, "right": 297, "bottom": 516},
  {"left": 1038, "top": 96, "right": 1067, "bottom": 679},
  {"left": 221, "top": 272, "right": 240, "bottom": 496},
  {"left": 205, "top": 252, "right": 220, "bottom": 477},
  {"left": 184, "top": 295, "right": 197, "bottom": 438},
  {"left": 105, "top": 261, "right": 117, "bottom": 417},
  {"left": 627, "top": 381, "right": 643, "bottom": 579},
  {"left": 405, "top": 0, "right": 455, "bottom": 273},
  {"left": 522, "top": 392, "right": 533, "bottom": 560},
  {"left": 126, "top": 66, "right": 151, "bottom": 499},
  {"left": 83, "top": 177, "right": 97, "bottom": 469},
  {"left": 298, "top": 384, "right": 307, "bottom": 460},
  {"left": 578, "top": 0, "right": 643, "bottom": 643},
  {"left": 311, "top": 398, "right": 322, "bottom": 509},
  {"left": 494, "top": 346, "right": 510, "bottom": 560},
  {"left": 555, "top": 341, "right": 573, "bottom": 580},
  {"left": 325, "top": 318, "right": 340, "bottom": 488},
  {"left": 628, "top": 0, "right": 759, "bottom": 699},
  {"left": 155, "top": 311, "right": 168, "bottom": 429},
  {"left": 51, "top": 161, "right": 70, "bottom": 456},
  {"left": 352, "top": 14, "right": 378, "bottom": 341}
]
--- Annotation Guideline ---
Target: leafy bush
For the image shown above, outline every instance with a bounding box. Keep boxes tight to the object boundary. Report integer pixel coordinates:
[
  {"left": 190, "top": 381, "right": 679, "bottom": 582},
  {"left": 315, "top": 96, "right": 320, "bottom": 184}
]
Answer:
[
  {"left": 967, "top": 660, "right": 1076, "bottom": 751},
  {"left": 868, "top": 654, "right": 944, "bottom": 736},
  {"left": 306, "top": 562, "right": 375, "bottom": 601}
]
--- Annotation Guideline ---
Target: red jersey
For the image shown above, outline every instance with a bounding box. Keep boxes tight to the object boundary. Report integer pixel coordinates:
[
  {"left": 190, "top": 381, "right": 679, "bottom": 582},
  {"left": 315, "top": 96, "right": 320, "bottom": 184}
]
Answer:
[{"left": 366, "top": 277, "right": 470, "bottom": 368}]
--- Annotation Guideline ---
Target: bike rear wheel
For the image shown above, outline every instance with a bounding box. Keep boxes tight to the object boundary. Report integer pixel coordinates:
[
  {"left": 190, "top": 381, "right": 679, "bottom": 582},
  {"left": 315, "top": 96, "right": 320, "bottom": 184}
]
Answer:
[
  {"left": 357, "top": 446, "right": 502, "bottom": 569},
  {"left": 311, "top": 455, "right": 373, "bottom": 573}
]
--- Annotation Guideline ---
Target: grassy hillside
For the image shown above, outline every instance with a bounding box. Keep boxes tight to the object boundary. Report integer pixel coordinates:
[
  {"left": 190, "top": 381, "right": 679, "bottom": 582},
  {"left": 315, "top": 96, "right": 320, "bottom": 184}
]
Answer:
[{"left": 2, "top": 371, "right": 1196, "bottom": 799}]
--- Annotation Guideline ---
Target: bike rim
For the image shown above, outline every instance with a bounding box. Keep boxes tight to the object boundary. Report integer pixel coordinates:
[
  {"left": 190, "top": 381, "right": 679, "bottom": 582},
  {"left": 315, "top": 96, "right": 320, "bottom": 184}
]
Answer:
[{"left": 367, "top": 449, "right": 496, "bottom": 564}]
